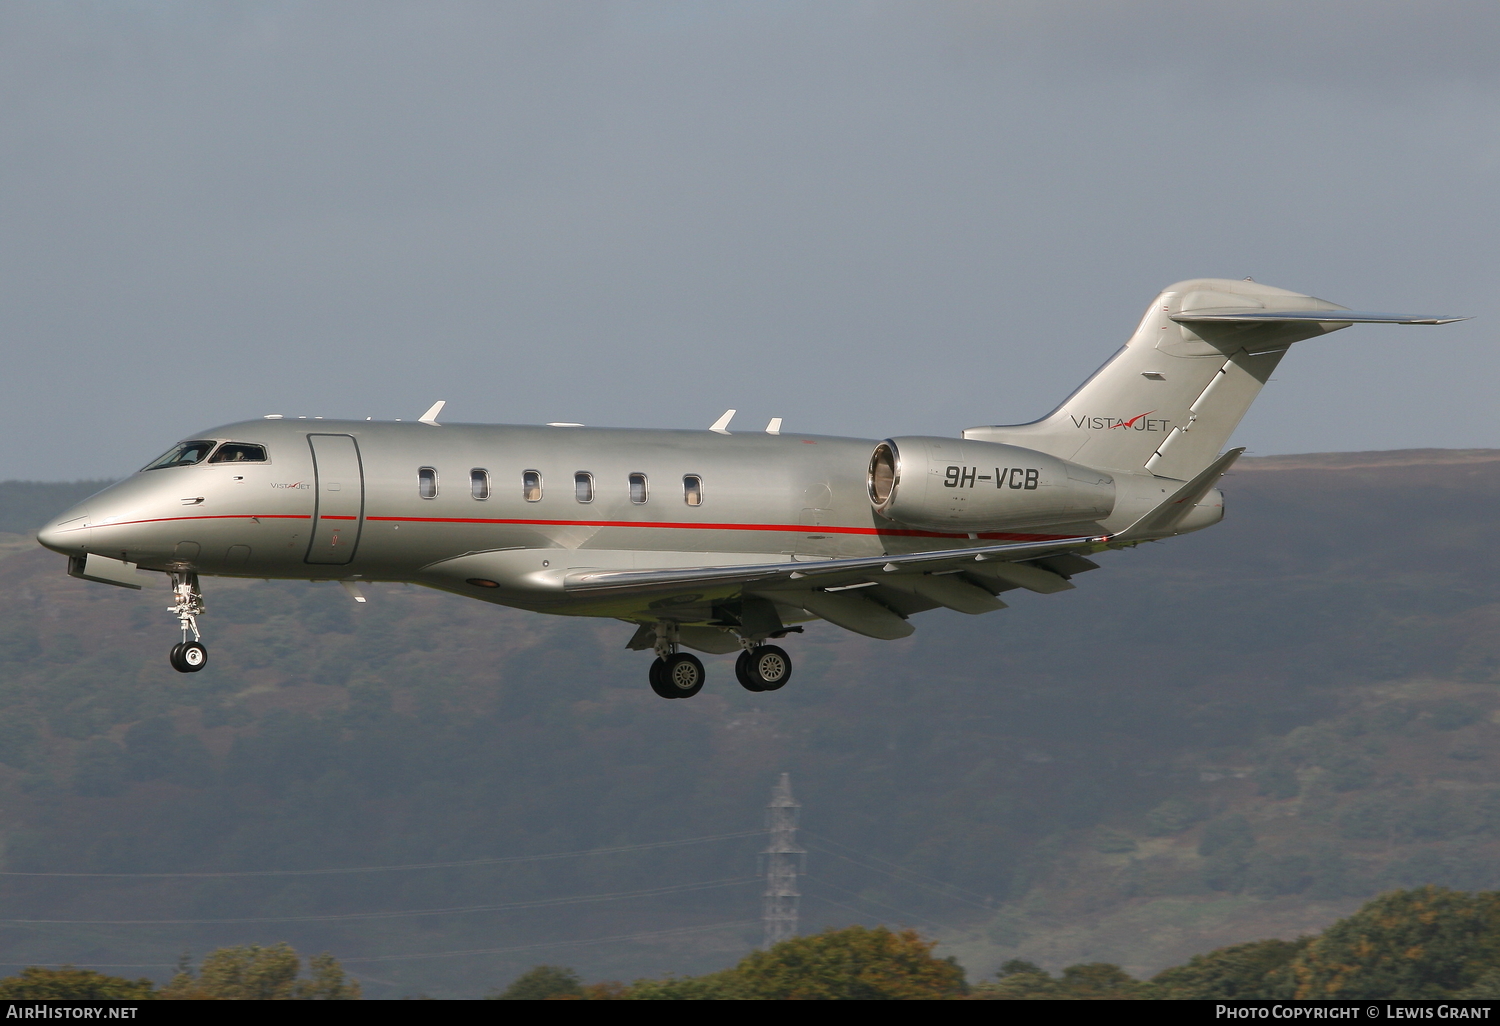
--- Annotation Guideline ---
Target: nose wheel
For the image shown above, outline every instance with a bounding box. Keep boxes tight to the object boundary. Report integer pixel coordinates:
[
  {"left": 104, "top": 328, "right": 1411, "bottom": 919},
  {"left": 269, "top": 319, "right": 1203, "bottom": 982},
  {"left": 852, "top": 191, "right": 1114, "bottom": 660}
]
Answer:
[
  {"left": 170, "top": 641, "right": 208, "bottom": 673},
  {"left": 167, "top": 571, "right": 208, "bottom": 674}
]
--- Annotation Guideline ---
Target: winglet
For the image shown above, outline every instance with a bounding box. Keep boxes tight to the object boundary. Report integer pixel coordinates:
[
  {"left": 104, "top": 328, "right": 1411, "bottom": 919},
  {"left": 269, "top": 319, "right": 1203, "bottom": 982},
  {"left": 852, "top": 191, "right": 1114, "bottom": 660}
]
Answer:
[
  {"left": 1111, "top": 447, "right": 1245, "bottom": 543},
  {"left": 419, "top": 400, "right": 446, "bottom": 426},
  {"left": 710, "top": 409, "right": 736, "bottom": 434}
]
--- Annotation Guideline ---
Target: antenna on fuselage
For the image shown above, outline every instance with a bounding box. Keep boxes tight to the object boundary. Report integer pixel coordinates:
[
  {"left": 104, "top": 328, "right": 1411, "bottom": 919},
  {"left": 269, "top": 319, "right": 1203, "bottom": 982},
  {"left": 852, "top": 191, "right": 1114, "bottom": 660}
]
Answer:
[
  {"left": 709, "top": 409, "right": 736, "bottom": 434},
  {"left": 765, "top": 418, "right": 782, "bottom": 435},
  {"left": 419, "top": 400, "right": 446, "bottom": 426}
]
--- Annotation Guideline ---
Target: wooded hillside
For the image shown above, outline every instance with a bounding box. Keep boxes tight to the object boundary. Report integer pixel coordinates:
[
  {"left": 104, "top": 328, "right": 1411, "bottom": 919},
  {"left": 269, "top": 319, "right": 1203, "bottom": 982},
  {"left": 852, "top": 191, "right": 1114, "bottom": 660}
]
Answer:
[{"left": 2, "top": 451, "right": 1499, "bottom": 997}]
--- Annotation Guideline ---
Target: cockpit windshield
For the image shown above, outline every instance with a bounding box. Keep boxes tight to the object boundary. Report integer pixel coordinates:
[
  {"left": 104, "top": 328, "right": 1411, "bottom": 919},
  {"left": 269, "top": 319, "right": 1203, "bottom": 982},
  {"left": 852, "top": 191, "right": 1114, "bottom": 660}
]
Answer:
[
  {"left": 140, "top": 440, "right": 218, "bottom": 471},
  {"left": 208, "top": 443, "right": 268, "bottom": 464}
]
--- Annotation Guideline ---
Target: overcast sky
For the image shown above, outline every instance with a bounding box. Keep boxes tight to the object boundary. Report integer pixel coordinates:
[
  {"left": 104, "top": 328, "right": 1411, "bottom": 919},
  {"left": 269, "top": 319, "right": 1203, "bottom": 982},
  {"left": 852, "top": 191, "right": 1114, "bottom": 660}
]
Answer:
[{"left": 2, "top": 0, "right": 1497, "bottom": 480}]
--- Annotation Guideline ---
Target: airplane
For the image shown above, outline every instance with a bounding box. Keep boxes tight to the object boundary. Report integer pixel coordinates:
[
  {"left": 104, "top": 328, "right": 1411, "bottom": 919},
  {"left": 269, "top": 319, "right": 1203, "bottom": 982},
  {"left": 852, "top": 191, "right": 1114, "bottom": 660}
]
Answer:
[{"left": 36, "top": 278, "right": 1464, "bottom": 699}]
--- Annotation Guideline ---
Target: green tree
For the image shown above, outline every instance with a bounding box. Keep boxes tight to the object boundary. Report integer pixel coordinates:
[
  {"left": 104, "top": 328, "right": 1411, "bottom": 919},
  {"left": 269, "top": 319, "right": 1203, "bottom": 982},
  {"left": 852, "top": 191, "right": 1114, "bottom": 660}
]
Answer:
[
  {"left": 491, "top": 965, "right": 586, "bottom": 1000},
  {"left": 0, "top": 966, "right": 155, "bottom": 1000},
  {"left": 625, "top": 926, "right": 967, "bottom": 1000},
  {"left": 622, "top": 972, "right": 740, "bottom": 1000},
  {"left": 161, "top": 944, "right": 359, "bottom": 1000},
  {"left": 975, "top": 959, "right": 1141, "bottom": 999},
  {"left": 1284, "top": 886, "right": 1500, "bottom": 998},
  {"left": 1147, "top": 938, "right": 1309, "bottom": 999},
  {"left": 730, "top": 926, "right": 967, "bottom": 1000},
  {"left": 1055, "top": 963, "right": 1142, "bottom": 999},
  {"left": 975, "top": 959, "right": 1058, "bottom": 999},
  {"left": 296, "top": 953, "right": 362, "bottom": 1000}
]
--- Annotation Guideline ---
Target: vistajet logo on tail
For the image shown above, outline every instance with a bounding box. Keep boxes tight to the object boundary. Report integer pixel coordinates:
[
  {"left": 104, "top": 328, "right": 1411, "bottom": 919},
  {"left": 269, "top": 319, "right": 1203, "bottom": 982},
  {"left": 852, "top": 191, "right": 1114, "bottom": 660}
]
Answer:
[{"left": 1070, "top": 412, "right": 1171, "bottom": 432}]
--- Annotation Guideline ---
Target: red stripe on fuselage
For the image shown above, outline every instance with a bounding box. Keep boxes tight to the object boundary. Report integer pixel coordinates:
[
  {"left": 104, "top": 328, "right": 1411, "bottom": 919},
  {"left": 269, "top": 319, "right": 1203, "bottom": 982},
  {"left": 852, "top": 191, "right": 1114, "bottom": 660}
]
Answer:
[
  {"left": 362, "top": 514, "right": 1074, "bottom": 542},
  {"left": 84, "top": 512, "right": 1076, "bottom": 544}
]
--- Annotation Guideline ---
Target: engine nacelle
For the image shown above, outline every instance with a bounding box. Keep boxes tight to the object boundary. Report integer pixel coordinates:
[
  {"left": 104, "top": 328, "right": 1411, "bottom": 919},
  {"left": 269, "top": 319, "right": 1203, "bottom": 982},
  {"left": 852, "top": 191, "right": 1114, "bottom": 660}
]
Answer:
[{"left": 867, "top": 437, "right": 1115, "bottom": 531}]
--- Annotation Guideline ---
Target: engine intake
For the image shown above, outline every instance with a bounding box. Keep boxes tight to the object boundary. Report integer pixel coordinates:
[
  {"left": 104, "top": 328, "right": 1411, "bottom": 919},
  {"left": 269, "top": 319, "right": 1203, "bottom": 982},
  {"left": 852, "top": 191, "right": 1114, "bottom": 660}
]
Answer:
[{"left": 868, "top": 437, "right": 1115, "bottom": 532}]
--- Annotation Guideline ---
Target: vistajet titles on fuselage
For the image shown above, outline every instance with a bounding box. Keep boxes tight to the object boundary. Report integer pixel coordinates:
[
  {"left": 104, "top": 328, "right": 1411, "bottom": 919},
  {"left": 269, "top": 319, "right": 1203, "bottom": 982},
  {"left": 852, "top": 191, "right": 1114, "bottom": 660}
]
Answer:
[{"left": 38, "top": 279, "right": 1465, "bottom": 698}]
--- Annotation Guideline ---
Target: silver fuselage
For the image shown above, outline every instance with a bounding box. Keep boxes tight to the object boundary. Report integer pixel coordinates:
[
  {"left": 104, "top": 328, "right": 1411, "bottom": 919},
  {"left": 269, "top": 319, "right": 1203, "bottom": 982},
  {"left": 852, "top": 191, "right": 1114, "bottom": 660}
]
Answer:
[{"left": 38, "top": 418, "right": 1160, "bottom": 625}]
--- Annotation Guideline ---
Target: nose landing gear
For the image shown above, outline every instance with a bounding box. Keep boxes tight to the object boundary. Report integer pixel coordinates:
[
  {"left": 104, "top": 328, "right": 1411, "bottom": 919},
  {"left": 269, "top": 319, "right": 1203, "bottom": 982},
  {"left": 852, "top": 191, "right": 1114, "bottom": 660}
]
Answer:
[{"left": 167, "top": 572, "right": 207, "bottom": 674}]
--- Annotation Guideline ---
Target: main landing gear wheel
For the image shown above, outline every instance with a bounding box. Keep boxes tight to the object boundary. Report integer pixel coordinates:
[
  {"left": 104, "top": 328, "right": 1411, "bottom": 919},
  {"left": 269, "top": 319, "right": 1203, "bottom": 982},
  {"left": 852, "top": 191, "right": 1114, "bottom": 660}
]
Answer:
[
  {"left": 736, "top": 645, "right": 792, "bottom": 693},
  {"left": 649, "top": 652, "right": 705, "bottom": 699},
  {"left": 649, "top": 658, "right": 675, "bottom": 699},
  {"left": 169, "top": 641, "right": 208, "bottom": 673}
]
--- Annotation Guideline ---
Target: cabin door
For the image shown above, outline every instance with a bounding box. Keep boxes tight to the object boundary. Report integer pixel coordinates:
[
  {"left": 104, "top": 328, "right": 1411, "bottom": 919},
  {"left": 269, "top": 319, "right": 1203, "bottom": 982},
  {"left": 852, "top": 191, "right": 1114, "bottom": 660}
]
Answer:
[{"left": 305, "top": 434, "right": 365, "bottom": 565}]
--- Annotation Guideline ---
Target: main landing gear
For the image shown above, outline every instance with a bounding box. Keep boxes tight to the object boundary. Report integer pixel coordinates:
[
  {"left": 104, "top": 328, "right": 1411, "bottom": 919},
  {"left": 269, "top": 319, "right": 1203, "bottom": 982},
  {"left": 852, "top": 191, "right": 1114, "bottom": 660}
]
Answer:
[
  {"left": 650, "top": 653, "right": 705, "bottom": 700},
  {"left": 644, "top": 623, "right": 794, "bottom": 699},
  {"left": 735, "top": 645, "right": 791, "bottom": 693},
  {"left": 167, "top": 571, "right": 208, "bottom": 674}
]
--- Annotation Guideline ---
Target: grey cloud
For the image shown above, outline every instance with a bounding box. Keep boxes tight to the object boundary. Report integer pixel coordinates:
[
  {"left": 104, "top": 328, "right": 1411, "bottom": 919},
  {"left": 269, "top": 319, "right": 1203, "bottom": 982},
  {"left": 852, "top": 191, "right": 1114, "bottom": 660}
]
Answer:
[{"left": 1, "top": 1, "right": 1497, "bottom": 479}]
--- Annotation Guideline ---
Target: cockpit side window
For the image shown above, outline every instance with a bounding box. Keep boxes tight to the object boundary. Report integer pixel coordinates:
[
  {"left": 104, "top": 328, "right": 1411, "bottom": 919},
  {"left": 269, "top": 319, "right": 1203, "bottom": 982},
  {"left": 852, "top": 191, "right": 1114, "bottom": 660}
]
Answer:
[
  {"left": 208, "top": 442, "right": 269, "bottom": 464},
  {"left": 141, "top": 440, "right": 218, "bottom": 471}
]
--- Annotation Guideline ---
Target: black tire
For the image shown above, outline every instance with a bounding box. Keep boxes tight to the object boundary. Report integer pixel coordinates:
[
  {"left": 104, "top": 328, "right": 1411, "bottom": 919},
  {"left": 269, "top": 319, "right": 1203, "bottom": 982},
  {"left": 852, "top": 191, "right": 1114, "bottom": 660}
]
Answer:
[
  {"left": 176, "top": 642, "right": 208, "bottom": 673},
  {"left": 746, "top": 645, "right": 792, "bottom": 691},
  {"left": 735, "top": 650, "right": 766, "bottom": 692},
  {"left": 662, "top": 653, "right": 705, "bottom": 698},
  {"left": 168, "top": 642, "right": 186, "bottom": 672},
  {"left": 648, "top": 658, "right": 677, "bottom": 699}
]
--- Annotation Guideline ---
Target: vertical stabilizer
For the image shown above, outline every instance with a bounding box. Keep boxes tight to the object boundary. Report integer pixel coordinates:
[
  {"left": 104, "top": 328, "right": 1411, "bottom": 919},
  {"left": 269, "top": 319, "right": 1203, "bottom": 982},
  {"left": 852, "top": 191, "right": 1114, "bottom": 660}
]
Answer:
[{"left": 964, "top": 279, "right": 1351, "bottom": 479}]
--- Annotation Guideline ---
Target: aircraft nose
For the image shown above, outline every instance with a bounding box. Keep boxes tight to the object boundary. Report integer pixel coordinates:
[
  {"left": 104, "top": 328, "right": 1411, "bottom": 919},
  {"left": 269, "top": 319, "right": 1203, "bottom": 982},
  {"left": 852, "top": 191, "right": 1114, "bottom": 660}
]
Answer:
[{"left": 37, "top": 508, "right": 89, "bottom": 555}]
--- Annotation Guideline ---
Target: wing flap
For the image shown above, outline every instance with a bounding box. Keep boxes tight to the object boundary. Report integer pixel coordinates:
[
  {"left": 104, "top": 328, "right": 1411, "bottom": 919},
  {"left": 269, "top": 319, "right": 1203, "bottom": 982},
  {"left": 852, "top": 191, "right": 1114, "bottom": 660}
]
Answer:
[
  {"left": 890, "top": 574, "right": 1007, "bottom": 614},
  {"left": 796, "top": 590, "right": 914, "bottom": 640},
  {"left": 562, "top": 534, "right": 1107, "bottom": 596}
]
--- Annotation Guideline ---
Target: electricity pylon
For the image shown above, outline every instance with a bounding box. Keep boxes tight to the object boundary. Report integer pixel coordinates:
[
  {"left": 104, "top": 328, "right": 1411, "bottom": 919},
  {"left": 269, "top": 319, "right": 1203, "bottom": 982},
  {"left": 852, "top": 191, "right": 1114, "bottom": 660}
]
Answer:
[{"left": 762, "top": 772, "right": 804, "bottom": 948}]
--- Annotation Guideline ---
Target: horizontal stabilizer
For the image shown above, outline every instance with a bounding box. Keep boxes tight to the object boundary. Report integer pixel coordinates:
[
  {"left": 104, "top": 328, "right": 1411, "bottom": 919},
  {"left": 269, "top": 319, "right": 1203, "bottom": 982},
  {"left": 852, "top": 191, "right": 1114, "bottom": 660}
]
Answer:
[
  {"left": 1173, "top": 309, "right": 1467, "bottom": 325},
  {"left": 1113, "top": 448, "right": 1245, "bottom": 543}
]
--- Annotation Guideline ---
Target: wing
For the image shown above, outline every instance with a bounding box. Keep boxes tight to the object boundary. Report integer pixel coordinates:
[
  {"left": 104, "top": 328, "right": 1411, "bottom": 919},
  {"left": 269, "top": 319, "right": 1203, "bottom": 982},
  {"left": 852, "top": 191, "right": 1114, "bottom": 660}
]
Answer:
[
  {"left": 573, "top": 534, "right": 1106, "bottom": 641},
  {"left": 567, "top": 532, "right": 1107, "bottom": 596},
  {"left": 575, "top": 448, "right": 1245, "bottom": 641}
]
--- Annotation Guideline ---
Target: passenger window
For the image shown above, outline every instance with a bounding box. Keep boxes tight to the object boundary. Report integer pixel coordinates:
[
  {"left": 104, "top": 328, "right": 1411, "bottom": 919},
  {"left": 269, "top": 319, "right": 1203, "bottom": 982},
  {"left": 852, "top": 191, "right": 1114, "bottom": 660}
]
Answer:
[
  {"left": 471, "top": 469, "right": 490, "bottom": 499},
  {"left": 629, "top": 473, "right": 648, "bottom": 504},
  {"left": 523, "top": 470, "right": 543, "bottom": 502},
  {"left": 575, "top": 472, "right": 594, "bottom": 503},
  {"left": 418, "top": 467, "right": 437, "bottom": 499},
  {"left": 208, "top": 442, "right": 268, "bottom": 464},
  {"left": 683, "top": 475, "right": 703, "bottom": 507},
  {"left": 141, "top": 440, "right": 217, "bottom": 471}
]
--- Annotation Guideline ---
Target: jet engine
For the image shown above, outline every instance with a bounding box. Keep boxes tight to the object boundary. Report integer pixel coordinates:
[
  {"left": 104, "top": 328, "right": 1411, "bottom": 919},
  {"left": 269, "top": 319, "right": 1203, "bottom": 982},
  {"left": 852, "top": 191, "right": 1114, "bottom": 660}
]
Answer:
[{"left": 867, "top": 437, "right": 1115, "bottom": 531}]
